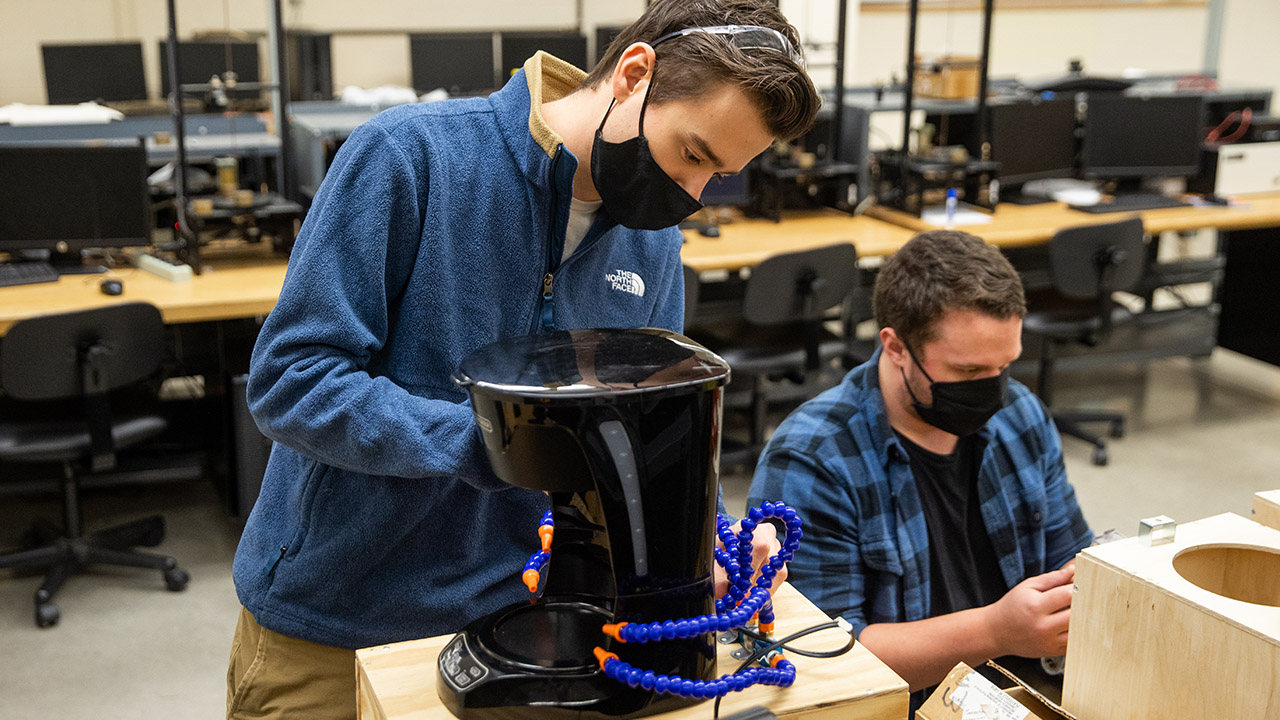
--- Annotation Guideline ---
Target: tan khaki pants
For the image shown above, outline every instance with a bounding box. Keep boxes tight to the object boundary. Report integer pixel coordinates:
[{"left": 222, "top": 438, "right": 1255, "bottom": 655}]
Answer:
[{"left": 227, "top": 607, "right": 357, "bottom": 720}]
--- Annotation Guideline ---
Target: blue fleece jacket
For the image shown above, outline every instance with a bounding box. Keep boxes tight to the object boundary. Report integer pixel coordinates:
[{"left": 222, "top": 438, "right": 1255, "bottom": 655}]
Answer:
[{"left": 234, "top": 53, "right": 686, "bottom": 649}]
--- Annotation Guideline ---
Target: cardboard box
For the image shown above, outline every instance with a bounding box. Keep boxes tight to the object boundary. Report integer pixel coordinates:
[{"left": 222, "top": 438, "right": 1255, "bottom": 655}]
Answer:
[
  {"left": 917, "top": 663, "right": 1072, "bottom": 720},
  {"left": 987, "top": 662, "right": 1075, "bottom": 720}
]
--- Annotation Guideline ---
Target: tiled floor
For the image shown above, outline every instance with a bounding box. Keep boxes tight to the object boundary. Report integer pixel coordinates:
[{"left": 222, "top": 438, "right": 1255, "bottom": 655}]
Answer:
[{"left": 3, "top": 349, "right": 1279, "bottom": 718}]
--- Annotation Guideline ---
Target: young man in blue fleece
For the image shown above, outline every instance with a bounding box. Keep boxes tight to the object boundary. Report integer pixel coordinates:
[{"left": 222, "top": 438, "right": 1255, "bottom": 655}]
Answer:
[
  {"left": 226, "top": 2, "right": 820, "bottom": 717},
  {"left": 749, "top": 230, "right": 1093, "bottom": 710}
]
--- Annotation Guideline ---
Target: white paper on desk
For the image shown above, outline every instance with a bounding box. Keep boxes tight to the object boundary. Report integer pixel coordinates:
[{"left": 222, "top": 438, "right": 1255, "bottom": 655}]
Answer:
[
  {"left": 949, "top": 672, "right": 1031, "bottom": 720},
  {"left": 0, "top": 102, "right": 124, "bottom": 126},
  {"left": 921, "top": 205, "right": 993, "bottom": 227}
]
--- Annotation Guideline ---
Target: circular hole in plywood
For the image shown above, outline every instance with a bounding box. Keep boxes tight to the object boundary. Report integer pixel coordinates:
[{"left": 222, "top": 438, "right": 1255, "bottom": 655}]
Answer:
[{"left": 1173, "top": 544, "right": 1280, "bottom": 608}]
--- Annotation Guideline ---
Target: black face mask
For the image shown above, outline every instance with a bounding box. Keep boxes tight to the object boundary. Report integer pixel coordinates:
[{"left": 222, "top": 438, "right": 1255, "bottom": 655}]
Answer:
[
  {"left": 899, "top": 343, "right": 1008, "bottom": 437},
  {"left": 590, "top": 68, "right": 703, "bottom": 231}
]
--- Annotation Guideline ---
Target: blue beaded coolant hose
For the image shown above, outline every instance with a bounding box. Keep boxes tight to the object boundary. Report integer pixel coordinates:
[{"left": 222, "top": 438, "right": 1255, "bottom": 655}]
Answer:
[{"left": 520, "top": 501, "right": 857, "bottom": 712}]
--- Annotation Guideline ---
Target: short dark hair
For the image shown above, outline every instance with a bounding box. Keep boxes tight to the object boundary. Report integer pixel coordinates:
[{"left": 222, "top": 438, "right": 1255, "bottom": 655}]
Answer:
[
  {"left": 872, "top": 230, "right": 1026, "bottom": 353},
  {"left": 582, "top": 0, "right": 820, "bottom": 141}
]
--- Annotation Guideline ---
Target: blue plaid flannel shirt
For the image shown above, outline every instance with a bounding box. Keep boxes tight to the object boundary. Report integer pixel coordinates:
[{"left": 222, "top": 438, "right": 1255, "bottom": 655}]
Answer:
[{"left": 748, "top": 348, "right": 1093, "bottom": 638}]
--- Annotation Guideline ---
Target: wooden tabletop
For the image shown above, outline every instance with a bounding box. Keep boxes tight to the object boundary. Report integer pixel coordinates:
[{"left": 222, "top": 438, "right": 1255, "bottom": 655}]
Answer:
[
  {"left": 11, "top": 192, "right": 1275, "bottom": 336},
  {"left": 867, "top": 191, "right": 1280, "bottom": 246},
  {"left": 0, "top": 243, "right": 288, "bottom": 337},
  {"left": 2, "top": 214, "right": 903, "bottom": 337},
  {"left": 355, "top": 582, "right": 908, "bottom": 720},
  {"left": 681, "top": 209, "right": 916, "bottom": 271}
]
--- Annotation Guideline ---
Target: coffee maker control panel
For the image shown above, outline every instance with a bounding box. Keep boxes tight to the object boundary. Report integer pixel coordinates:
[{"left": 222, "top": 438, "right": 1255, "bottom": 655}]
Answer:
[{"left": 440, "top": 635, "right": 490, "bottom": 692}]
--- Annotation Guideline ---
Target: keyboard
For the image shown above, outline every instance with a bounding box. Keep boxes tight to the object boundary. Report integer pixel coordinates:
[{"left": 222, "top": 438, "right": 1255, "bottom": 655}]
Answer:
[
  {"left": 0, "top": 261, "right": 61, "bottom": 288},
  {"left": 1071, "top": 194, "right": 1191, "bottom": 214}
]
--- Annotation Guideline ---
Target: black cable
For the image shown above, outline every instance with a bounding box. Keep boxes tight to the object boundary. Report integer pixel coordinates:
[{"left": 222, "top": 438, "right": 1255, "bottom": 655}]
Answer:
[
  {"left": 712, "top": 620, "right": 856, "bottom": 719},
  {"left": 736, "top": 624, "right": 856, "bottom": 659}
]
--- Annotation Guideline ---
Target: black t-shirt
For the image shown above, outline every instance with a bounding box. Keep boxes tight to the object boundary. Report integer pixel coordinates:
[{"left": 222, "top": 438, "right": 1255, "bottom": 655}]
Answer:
[
  {"left": 893, "top": 430, "right": 1006, "bottom": 617},
  {"left": 895, "top": 431, "right": 1063, "bottom": 712}
]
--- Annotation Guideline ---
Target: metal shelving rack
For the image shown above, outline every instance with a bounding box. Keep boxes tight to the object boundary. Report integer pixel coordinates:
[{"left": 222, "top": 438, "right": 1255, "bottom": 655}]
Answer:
[{"left": 163, "top": 0, "right": 295, "bottom": 273}]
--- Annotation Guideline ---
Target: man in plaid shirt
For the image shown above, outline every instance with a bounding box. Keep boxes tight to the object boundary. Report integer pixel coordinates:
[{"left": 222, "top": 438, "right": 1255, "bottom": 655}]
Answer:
[{"left": 749, "top": 230, "right": 1092, "bottom": 702}]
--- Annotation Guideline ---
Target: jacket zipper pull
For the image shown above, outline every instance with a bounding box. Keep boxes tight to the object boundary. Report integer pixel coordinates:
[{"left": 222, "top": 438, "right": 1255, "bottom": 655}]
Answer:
[
  {"left": 541, "top": 273, "right": 555, "bottom": 329},
  {"left": 267, "top": 544, "right": 288, "bottom": 577}
]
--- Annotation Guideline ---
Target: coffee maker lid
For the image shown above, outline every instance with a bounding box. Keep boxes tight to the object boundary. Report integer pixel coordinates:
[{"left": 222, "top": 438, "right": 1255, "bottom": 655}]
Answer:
[{"left": 455, "top": 328, "right": 730, "bottom": 400}]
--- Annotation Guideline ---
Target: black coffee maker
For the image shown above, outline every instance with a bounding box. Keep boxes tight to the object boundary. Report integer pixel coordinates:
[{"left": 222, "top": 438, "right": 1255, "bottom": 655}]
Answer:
[{"left": 438, "top": 328, "right": 731, "bottom": 719}]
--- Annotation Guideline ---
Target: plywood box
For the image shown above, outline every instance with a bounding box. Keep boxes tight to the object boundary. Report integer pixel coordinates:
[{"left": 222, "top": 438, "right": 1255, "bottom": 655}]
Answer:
[
  {"left": 913, "top": 55, "right": 980, "bottom": 100},
  {"left": 356, "top": 583, "right": 908, "bottom": 720},
  {"left": 1254, "top": 490, "right": 1280, "bottom": 531},
  {"left": 1062, "top": 513, "right": 1280, "bottom": 719}
]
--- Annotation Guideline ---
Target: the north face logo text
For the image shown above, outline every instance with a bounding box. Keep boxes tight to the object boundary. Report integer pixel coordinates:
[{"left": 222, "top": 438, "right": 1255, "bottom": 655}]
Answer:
[{"left": 605, "top": 269, "right": 646, "bottom": 297}]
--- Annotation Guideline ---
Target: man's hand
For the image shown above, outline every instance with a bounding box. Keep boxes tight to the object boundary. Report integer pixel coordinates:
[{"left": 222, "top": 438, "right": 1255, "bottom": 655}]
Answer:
[
  {"left": 713, "top": 520, "right": 788, "bottom": 599},
  {"left": 984, "top": 565, "right": 1075, "bottom": 658}
]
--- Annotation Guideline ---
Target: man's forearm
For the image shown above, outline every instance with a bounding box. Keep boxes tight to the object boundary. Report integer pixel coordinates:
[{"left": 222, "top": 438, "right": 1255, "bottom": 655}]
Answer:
[{"left": 857, "top": 606, "right": 1001, "bottom": 692}]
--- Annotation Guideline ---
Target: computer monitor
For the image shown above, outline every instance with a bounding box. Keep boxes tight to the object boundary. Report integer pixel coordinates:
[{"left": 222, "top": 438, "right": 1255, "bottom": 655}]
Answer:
[
  {"left": 501, "top": 31, "right": 588, "bottom": 76},
  {"left": 158, "top": 40, "right": 261, "bottom": 100},
  {"left": 594, "top": 25, "right": 629, "bottom": 68},
  {"left": 286, "top": 31, "right": 333, "bottom": 101},
  {"left": 0, "top": 143, "right": 152, "bottom": 259},
  {"left": 700, "top": 170, "right": 752, "bottom": 207},
  {"left": 409, "top": 33, "right": 496, "bottom": 95},
  {"left": 1082, "top": 94, "right": 1204, "bottom": 179},
  {"left": 42, "top": 42, "right": 148, "bottom": 105},
  {"left": 989, "top": 97, "right": 1078, "bottom": 186}
]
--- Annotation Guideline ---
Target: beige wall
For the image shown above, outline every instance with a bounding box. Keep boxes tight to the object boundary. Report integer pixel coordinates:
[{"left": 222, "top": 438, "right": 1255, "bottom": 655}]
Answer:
[
  {"left": 1218, "top": 0, "right": 1280, "bottom": 102},
  {"left": 1, "top": 0, "right": 1276, "bottom": 105},
  {"left": 847, "top": 0, "right": 1277, "bottom": 102},
  {"left": 853, "top": 6, "right": 1207, "bottom": 87},
  {"left": 0, "top": 0, "right": 644, "bottom": 103}
]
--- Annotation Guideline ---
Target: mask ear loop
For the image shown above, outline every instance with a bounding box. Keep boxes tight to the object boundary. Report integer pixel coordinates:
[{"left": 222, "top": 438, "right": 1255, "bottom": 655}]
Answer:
[
  {"left": 898, "top": 335, "right": 936, "bottom": 384},
  {"left": 896, "top": 335, "right": 934, "bottom": 408},
  {"left": 636, "top": 62, "right": 656, "bottom": 136},
  {"left": 595, "top": 54, "right": 656, "bottom": 138},
  {"left": 597, "top": 97, "right": 617, "bottom": 134}
]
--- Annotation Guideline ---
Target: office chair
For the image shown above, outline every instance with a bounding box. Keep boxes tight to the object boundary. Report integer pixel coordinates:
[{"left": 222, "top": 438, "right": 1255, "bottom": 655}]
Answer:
[
  {"left": 686, "top": 244, "right": 859, "bottom": 464},
  {"left": 1022, "top": 217, "right": 1146, "bottom": 466},
  {"left": 0, "top": 303, "right": 189, "bottom": 628},
  {"left": 683, "top": 263, "right": 700, "bottom": 331}
]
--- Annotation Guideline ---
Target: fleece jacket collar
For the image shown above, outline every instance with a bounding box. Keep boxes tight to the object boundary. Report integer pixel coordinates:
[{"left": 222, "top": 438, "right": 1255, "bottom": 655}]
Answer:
[{"left": 491, "top": 51, "right": 587, "bottom": 186}]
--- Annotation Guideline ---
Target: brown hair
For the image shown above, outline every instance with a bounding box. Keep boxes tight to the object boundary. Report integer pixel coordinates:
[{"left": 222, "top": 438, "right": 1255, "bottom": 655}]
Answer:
[
  {"left": 872, "top": 230, "right": 1026, "bottom": 353},
  {"left": 582, "top": 0, "right": 820, "bottom": 141}
]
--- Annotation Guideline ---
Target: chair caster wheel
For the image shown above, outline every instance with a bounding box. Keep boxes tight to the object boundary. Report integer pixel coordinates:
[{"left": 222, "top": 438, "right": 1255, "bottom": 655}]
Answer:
[
  {"left": 36, "top": 602, "right": 60, "bottom": 628},
  {"left": 1092, "top": 446, "right": 1109, "bottom": 466},
  {"left": 1110, "top": 420, "right": 1125, "bottom": 439},
  {"left": 165, "top": 568, "right": 190, "bottom": 592}
]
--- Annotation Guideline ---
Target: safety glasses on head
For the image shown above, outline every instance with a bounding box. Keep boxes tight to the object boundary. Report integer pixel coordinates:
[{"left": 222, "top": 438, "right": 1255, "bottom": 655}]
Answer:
[{"left": 650, "top": 24, "right": 803, "bottom": 66}]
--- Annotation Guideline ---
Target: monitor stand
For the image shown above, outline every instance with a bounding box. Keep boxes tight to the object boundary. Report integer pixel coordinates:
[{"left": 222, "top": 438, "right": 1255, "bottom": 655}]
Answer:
[
  {"left": 1108, "top": 178, "right": 1147, "bottom": 197},
  {"left": 999, "top": 191, "right": 1055, "bottom": 206}
]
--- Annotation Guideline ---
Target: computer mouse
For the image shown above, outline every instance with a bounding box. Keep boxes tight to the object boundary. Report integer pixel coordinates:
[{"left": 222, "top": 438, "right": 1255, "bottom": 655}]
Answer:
[
  {"left": 100, "top": 279, "right": 123, "bottom": 296},
  {"left": 699, "top": 225, "right": 721, "bottom": 238}
]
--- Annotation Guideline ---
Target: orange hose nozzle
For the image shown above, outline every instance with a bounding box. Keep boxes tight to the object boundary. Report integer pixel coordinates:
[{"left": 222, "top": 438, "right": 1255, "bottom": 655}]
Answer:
[
  {"left": 522, "top": 569, "right": 540, "bottom": 593},
  {"left": 601, "top": 622, "right": 628, "bottom": 643},
  {"left": 593, "top": 646, "right": 618, "bottom": 670}
]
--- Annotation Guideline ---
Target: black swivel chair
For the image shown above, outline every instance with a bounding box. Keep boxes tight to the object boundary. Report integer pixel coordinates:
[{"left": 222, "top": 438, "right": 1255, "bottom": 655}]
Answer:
[
  {"left": 0, "top": 303, "right": 189, "bottom": 627},
  {"left": 683, "top": 263, "right": 701, "bottom": 331},
  {"left": 686, "top": 244, "right": 859, "bottom": 463},
  {"left": 1022, "top": 217, "right": 1146, "bottom": 466}
]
